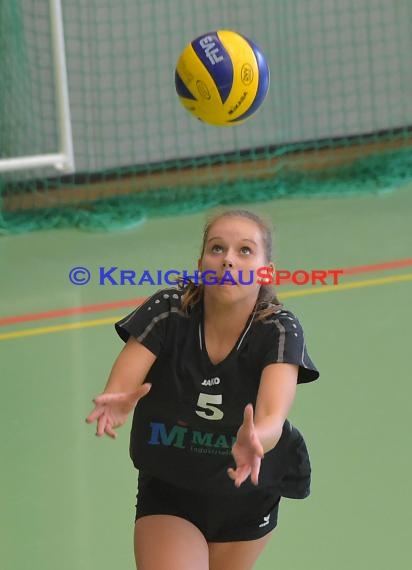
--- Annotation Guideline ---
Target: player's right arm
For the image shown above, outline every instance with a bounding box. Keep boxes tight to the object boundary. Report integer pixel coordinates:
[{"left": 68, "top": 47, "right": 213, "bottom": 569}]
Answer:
[{"left": 85, "top": 336, "right": 156, "bottom": 439}]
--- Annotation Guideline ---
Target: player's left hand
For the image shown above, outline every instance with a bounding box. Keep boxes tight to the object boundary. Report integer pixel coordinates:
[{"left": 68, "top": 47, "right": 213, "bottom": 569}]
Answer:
[{"left": 227, "top": 403, "right": 264, "bottom": 487}]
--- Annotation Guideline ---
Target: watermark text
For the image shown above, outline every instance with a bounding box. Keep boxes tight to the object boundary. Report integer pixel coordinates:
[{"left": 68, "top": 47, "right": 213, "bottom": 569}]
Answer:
[{"left": 68, "top": 267, "right": 343, "bottom": 286}]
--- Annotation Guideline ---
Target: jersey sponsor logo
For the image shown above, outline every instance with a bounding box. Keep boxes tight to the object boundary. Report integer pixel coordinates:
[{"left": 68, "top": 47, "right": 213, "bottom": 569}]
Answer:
[
  {"left": 148, "top": 421, "right": 236, "bottom": 456},
  {"left": 148, "top": 422, "right": 187, "bottom": 448}
]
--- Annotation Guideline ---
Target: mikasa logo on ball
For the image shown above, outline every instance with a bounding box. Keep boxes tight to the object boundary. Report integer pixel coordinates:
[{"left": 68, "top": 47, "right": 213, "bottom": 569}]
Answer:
[
  {"left": 199, "top": 36, "right": 224, "bottom": 65},
  {"left": 196, "top": 80, "right": 211, "bottom": 100},
  {"left": 241, "top": 64, "right": 254, "bottom": 85},
  {"left": 228, "top": 92, "right": 247, "bottom": 115}
]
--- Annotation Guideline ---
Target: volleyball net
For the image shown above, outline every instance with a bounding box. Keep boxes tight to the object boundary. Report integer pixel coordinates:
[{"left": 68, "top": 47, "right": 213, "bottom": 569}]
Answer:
[{"left": 1, "top": 0, "right": 412, "bottom": 234}]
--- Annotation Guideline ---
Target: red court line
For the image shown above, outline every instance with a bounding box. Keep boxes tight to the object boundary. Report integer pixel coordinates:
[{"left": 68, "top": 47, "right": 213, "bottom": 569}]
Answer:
[
  {"left": 338, "top": 258, "right": 412, "bottom": 275},
  {"left": 1, "top": 257, "right": 411, "bottom": 327},
  {"left": 0, "top": 298, "right": 146, "bottom": 327}
]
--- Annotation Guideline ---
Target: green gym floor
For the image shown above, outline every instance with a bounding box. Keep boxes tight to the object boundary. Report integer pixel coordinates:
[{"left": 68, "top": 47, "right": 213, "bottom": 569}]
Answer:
[{"left": 1, "top": 185, "right": 411, "bottom": 570}]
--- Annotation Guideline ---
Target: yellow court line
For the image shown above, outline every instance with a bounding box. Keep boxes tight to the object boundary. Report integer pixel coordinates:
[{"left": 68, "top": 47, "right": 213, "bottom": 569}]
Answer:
[
  {"left": 279, "top": 272, "right": 412, "bottom": 298},
  {"left": 0, "top": 316, "right": 119, "bottom": 341},
  {"left": 1, "top": 272, "right": 411, "bottom": 341}
]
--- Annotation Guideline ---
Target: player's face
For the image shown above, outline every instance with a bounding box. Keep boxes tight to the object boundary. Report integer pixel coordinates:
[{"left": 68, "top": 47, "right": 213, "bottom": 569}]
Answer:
[{"left": 199, "top": 216, "right": 273, "bottom": 305}]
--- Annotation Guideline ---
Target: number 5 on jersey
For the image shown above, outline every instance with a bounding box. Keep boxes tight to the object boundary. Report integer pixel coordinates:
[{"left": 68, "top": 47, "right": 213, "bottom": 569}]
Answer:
[{"left": 196, "top": 393, "right": 224, "bottom": 420}]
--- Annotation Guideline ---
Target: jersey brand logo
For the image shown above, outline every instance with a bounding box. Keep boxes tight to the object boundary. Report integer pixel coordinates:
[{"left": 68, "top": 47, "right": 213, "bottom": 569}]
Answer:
[
  {"left": 259, "top": 514, "right": 270, "bottom": 528},
  {"left": 201, "top": 376, "right": 220, "bottom": 386}
]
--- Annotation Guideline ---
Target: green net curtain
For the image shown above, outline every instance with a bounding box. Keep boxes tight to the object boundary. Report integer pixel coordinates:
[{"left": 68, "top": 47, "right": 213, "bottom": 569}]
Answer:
[{"left": 1, "top": 0, "right": 412, "bottom": 233}]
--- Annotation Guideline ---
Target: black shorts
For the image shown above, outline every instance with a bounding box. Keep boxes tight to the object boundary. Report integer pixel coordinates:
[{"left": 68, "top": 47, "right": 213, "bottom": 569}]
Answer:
[{"left": 135, "top": 472, "right": 281, "bottom": 542}]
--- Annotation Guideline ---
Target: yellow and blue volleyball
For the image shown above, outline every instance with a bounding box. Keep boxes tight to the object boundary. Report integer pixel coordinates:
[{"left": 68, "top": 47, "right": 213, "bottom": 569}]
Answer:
[{"left": 175, "top": 30, "right": 270, "bottom": 126}]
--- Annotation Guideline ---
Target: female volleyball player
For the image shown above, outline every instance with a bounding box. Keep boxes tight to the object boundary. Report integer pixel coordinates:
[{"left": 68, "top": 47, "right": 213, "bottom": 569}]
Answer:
[{"left": 86, "top": 209, "right": 319, "bottom": 570}]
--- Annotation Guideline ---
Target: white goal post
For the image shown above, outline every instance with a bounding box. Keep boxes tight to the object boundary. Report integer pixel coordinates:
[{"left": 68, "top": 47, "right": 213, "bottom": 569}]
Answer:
[{"left": 0, "top": 0, "right": 74, "bottom": 174}]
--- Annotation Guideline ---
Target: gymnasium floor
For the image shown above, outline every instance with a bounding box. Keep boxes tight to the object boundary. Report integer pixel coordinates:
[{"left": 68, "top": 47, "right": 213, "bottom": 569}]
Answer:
[{"left": 1, "top": 184, "right": 411, "bottom": 570}]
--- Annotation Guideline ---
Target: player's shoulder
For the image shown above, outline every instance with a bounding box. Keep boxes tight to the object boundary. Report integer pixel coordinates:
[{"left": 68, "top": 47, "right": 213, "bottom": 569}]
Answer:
[
  {"left": 259, "top": 304, "right": 302, "bottom": 329},
  {"left": 114, "top": 287, "right": 188, "bottom": 343},
  {"left": 138, "top": 287, "right": 187, "bottom": 315},
  {"left": 253, "top": 305, "right": 306, "bottom": 344}
]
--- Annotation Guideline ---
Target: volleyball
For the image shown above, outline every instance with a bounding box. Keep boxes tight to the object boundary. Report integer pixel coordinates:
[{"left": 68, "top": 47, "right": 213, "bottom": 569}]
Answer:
[{"left": 175, "top": 30, "right": 270, "bottom": 126}]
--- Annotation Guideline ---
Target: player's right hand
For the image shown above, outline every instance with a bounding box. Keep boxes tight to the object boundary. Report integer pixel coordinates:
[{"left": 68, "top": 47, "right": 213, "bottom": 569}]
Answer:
[{"left": 85, "top": 383, "right": 151, "bottom": 439}]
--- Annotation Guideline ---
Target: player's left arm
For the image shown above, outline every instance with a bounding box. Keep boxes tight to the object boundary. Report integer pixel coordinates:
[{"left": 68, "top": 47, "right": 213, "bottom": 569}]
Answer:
[
  {"left": 254, "top": 363, "right": 298, "bottom": 453},
  {"left": 228, "top": 363, "right": 298, "bottom": 487}
]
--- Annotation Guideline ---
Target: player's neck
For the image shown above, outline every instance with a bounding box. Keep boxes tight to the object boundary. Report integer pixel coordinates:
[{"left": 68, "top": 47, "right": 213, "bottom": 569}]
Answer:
[{"left": 203, "top": 295, "right": 256, "bottom": 337}]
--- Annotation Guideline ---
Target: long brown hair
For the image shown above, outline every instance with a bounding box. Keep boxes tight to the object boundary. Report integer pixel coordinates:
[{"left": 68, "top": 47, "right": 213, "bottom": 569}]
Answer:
[{"left": 177, "top": 209, "right": 283, "bottom": 320}]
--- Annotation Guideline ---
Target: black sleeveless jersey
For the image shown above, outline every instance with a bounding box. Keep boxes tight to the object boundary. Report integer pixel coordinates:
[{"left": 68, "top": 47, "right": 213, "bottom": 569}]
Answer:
[{"left": 115, "top": 288, "right": 319, "bottom": 496}]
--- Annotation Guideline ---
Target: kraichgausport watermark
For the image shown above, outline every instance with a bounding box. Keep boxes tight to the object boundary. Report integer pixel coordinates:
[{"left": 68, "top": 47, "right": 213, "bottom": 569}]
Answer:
[{"left": 68, "top": 267, "right": 343, "bottom": 286}]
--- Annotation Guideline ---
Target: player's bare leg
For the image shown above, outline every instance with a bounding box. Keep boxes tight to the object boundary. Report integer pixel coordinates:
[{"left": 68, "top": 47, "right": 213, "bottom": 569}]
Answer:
[
  {"left": 134, "top": 515, "right": 209, "bottom": 570},
  {"left": 208, "top": 533, "right": 273, "bottom": 570}
]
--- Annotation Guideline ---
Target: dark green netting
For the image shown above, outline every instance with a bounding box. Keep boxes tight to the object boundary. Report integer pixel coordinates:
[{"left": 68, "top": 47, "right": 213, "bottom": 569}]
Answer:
[{"left": 2, "top": 146, "right": 412, "bottom": 235}]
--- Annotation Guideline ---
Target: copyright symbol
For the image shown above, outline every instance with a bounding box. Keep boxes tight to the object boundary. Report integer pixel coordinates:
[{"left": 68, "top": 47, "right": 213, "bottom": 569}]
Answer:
[{"left": 69, "top": 267, "right": 90, "bottom": 285}]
